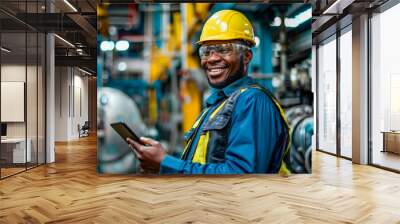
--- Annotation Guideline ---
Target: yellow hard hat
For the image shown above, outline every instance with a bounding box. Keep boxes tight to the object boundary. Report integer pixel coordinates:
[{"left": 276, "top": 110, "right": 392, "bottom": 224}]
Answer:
[{"left": 197, "top": 10, "right": 255, "bottom": 46}]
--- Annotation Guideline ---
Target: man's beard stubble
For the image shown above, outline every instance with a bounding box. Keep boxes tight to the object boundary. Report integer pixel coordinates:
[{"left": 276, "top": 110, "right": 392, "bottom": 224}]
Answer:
[{"left": 207, "top": 55, "right": 246, "bottom": 89}]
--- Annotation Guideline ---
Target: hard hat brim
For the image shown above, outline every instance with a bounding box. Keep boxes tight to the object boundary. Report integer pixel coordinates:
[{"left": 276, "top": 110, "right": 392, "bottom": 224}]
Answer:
[{"left": 196, "top": 35, "right": 255, "bottom": 47}]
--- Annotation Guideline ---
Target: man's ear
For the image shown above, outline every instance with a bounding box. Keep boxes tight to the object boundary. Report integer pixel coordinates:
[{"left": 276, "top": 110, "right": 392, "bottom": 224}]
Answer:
[{"left": 243, "top": 50, "right": 253, "bottom": 65}]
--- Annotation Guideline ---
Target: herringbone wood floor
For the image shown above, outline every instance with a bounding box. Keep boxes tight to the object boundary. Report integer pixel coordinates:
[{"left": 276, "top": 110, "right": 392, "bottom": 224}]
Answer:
[{"left": 1, "top": 135, "right": 400, "bottom": 224}]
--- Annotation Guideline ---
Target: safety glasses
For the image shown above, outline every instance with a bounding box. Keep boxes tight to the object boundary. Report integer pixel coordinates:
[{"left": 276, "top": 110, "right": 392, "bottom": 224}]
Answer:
[{"left": 198, "top": 43, "right": 250, "bottom": 60}]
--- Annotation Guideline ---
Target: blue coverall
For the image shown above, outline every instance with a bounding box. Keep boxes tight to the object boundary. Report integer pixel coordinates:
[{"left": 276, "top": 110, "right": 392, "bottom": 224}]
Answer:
[{"left": 160, "top": 76, "right": 285, "bottom": 174}]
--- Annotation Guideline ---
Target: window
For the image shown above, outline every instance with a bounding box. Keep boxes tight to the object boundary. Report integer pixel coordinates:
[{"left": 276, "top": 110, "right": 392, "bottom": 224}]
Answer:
[
  {"left": 317, "top": 36, "right": 337, "bottom": 154},
  {"left": 371, "top": 2, "right": 400, "bottom": 171},
  {"left": 339, "top": 28, "right": 352, "bottom": 158}
]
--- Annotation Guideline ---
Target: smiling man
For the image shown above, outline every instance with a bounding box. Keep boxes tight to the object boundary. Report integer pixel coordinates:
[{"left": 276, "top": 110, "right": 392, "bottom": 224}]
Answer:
[{"left": 128, "top": 10, "right": 291, "bottom": 174}]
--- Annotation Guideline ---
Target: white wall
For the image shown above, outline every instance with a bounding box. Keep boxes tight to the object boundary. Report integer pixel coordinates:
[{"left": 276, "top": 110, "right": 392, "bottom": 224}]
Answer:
[
  {"left": 55, "top": 67, "right": 89, "bottom": 141},
  {"left": 72, "top": 73, "right": 89, "bottom": 138},
  {"left": 55, "top": 67, "right": 68, "bottom": 141},
  {"left": 1, "top": 65, "right": 25, "bottom": 126},
  {"left": 1, "top": 82, "right": 25, "bottom": 121}
]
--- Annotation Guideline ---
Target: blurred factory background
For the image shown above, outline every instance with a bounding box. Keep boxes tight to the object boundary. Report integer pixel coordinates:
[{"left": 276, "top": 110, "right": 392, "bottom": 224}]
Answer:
[{"left": 97, "top": 3, "right": 313, "bottom": 174}]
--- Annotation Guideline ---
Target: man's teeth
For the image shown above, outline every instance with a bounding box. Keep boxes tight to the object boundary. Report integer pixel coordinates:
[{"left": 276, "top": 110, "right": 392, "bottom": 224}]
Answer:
[
  {"left": 211, "top": 68, "right": 222, "bottom": 72},
  {"left": 210, "top": 68, "right": 224, "bottom": 73}
]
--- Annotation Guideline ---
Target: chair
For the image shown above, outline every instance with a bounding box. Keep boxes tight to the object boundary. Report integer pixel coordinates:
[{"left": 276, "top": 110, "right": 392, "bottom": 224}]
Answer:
[{"left": 78, "top": 121, "right": 90, "bottom": 138}]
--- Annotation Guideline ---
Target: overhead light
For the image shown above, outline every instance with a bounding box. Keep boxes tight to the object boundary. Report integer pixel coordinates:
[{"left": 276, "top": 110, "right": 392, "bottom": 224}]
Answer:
[
  {"left": 272, "top": 77, "right": 281, "bottom": 88},
  {"left": 78, "top": 67, "right": 92, "bottom": 76},
  {"left": 63, "top": 0, "right": 78, "bottom": 12},
  {"left": 270, "top": 8, "right": 311, "bottom": 28},
  {"left": 271, "top": 17, "right": 282, "bottom": 26},
  {"left": 323, "top": 0, "right": 355, "bottom": 14},
  {"left": 117, "top": 62, "right": 127, "bottom": 71},
  {"left": 284, "top": 19, "right": 298, "bottom": 28},
  {"left": 115, "top": 40, "right": 129, "bottom": 51},
  {"left": 54, "top": 34, "right": 75, "bottom": 48},
  {"left": 290, "top": 71, "right": 298, "bottom": 82},
  {"left": 254, "top": 36, "right": 260, "bottom": 48},
  {"left": 295, "top": 8, "right": 312, "bottom": 24},
  {"left": 100, "top": 41, "right": 114, "bottom": 51},
  {"left": 1, "top": 47, "right": 11, "bottom": 53},
  {"left": 323, "top": 0, "right": 341, "bottom": 15},
  {"left": 109, "top": 26, "right": 117, "bottom": 36},
  {"left": 271, "top": 17, "right": 297, "bottom": 28}
]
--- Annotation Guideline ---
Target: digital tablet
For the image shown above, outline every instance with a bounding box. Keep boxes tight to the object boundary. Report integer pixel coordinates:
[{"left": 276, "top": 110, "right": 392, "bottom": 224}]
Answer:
[{"left": 110, "top": 122, "right": 143, "bottom": 144}]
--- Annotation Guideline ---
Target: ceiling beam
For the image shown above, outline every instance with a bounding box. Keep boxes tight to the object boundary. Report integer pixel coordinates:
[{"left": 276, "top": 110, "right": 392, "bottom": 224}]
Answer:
[{"left": 55, "top": 55, "right": 96, "bottom": 70}]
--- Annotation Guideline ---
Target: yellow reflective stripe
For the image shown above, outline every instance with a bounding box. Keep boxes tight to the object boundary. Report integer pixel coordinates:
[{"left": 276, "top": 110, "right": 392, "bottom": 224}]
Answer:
[
  {"left": 193, "top": 108, "right": 209, "bottom": 128},
  {"left": 192, "top": 132, "right": 210, "bottom": 164},
  {"left": 182, "top": 139, "right": 192, "bottom": 159},
  {"left": 266, "top": 94, "right": 292, "bottom": 175},
  {"left": 181, "top": 108, "right": 209, "bottom": 159},
  {"left": 191, "top": 99, "right": 227, "bottom": 163},
  {"left": 210, "top": 100, "right": 227, "bottom": 118},
  {"left": 271, "top": 97, "right": 290, "bottom": 127},
  {"left": 265, "top": 91, "right": 292, "bottom": 175},
  {"left": 278, "top": 161, "right": 290, "bottom": 177}
]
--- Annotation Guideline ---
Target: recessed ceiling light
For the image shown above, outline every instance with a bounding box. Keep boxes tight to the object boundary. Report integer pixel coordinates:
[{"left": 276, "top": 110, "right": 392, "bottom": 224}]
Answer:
[
  {"left": 63, "top": 0, "right": 78, "bottom": 12},
  {"left": 1, "top": 47, "right": 11, "bottom": 53},
  {"left": 78, "top": 67, "right": 92, "bottom": 76},
  {"left": 54, "top": 34, "right": 75, "bottom": 48}
]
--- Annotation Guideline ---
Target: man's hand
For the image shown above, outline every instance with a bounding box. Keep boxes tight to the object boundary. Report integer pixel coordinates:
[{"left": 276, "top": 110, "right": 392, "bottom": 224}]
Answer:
[{"left": 126, "top": 137, "right": 166, "bottom": 172}]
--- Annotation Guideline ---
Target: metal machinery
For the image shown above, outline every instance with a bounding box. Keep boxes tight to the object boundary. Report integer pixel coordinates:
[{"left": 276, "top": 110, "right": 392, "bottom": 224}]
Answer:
[
  {"left": 273, "top": 57, "right": 314, "bottom": 173},
  {"left": 285, "top": 105, "right": 313, "bottom": 173},
  {"left": 97, "top": 87, "right": 148, "bottom": 173},
  {"left": 263, "top": 5, "right": 314, "bottom": 173}
]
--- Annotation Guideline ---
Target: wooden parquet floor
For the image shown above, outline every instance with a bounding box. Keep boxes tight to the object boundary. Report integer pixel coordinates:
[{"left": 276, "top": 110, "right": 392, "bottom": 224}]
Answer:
[
  {"left": 1, "top": 167, "right": 26, "bottom": 178},
  {"left": 1, "top": 135, "right": 400, "bottom": 223}
]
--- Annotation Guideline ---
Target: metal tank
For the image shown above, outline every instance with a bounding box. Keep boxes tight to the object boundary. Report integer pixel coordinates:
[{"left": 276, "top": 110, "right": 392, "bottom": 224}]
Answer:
[{"left": 97, "top": 87, "right": 147, "bottom": 174}]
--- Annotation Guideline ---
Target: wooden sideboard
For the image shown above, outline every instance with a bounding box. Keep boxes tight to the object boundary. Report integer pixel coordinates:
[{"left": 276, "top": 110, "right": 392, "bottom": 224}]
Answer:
[{"left": 382, "top": 131, "right": 400, "bottom": 154}]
